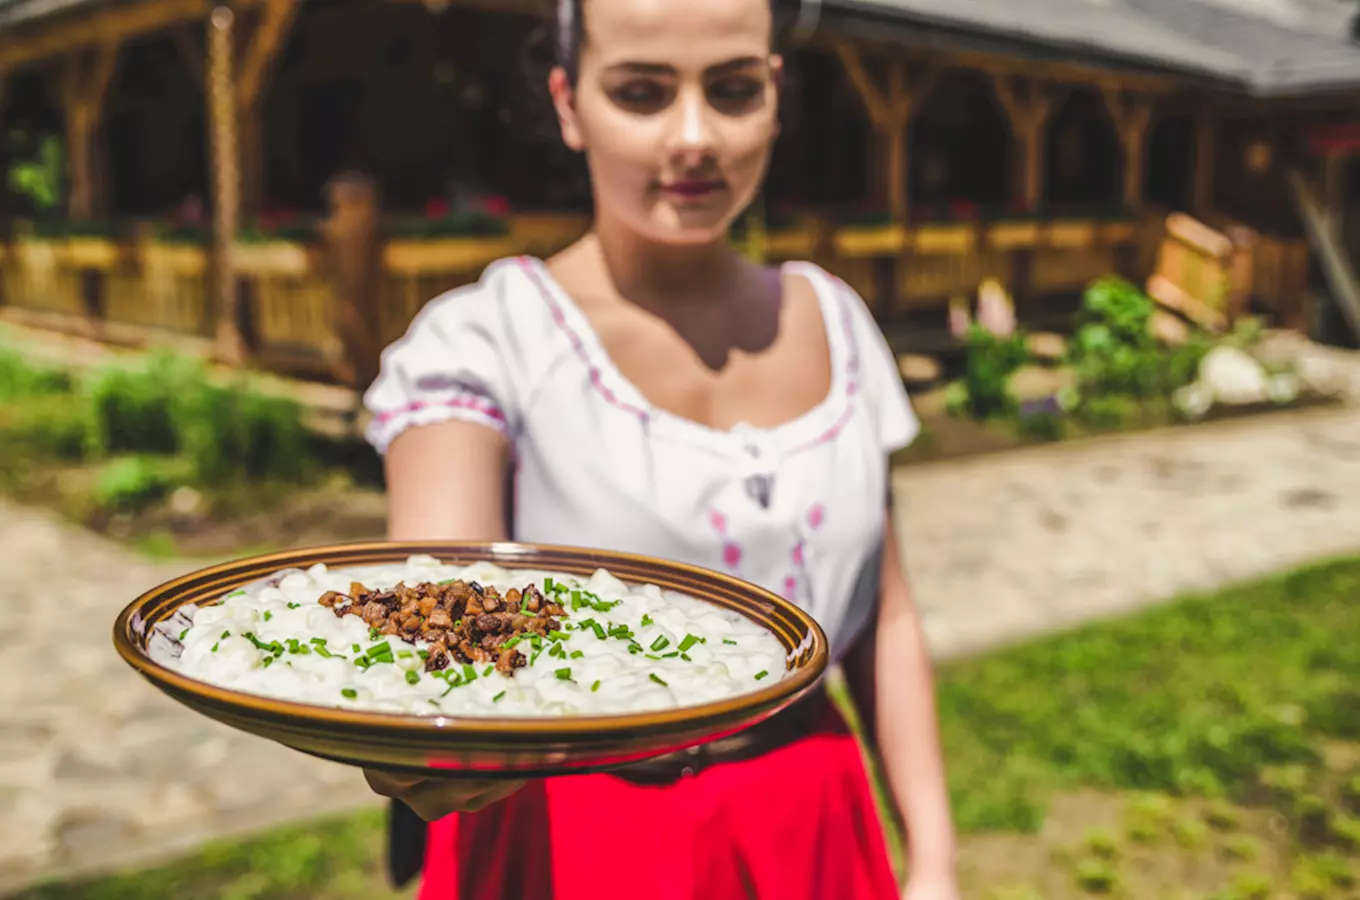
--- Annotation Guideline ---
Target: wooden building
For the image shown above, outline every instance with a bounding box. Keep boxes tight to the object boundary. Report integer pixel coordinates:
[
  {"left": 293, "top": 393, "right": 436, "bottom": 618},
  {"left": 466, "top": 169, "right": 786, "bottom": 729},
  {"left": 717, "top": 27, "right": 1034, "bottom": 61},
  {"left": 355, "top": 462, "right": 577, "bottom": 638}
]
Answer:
[{"left": 0, "top": 0, "right": 1357, "bottom": 387}]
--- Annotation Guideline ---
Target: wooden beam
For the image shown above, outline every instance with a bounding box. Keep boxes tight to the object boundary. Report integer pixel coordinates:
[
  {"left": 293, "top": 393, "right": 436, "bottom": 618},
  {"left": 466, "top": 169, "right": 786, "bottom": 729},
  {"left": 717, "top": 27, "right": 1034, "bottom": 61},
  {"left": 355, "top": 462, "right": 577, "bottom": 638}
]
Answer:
[
  {"left": 1100, "top": 87, "right": 1154, "bottom": 208},
  {"left": 833, "top": 39, "right": 939, "bottom": 223},
  {"left": 0, "top": 0, "right": 221, "bottom": 73},
  {"left": 173, "top": 25, "right": 205, "bottom": 89},
  {"left": 991, "top": 74, "right": 1062, "bottom": 212},
  {"left": 60, "top": 40, "right": 121, "bottom": 220},
  {"left": 232, "top": 0, "right": 299, "bottom": 217},
  {"left": 208, "top": 6, "right": 245, "bottom": 364},
  {"left": 237, "top": 0, "right": 298, "bottom": 109}
]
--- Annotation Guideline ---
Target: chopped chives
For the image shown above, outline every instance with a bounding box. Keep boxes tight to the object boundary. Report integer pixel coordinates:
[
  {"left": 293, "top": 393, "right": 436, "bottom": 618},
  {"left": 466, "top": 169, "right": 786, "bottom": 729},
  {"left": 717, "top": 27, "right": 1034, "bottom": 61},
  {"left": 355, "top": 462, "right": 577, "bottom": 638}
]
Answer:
[
  {"left": 591, "top": 623, "right": 607, "bottom": 640},
  {"left": 570, "top": 650, "right": 584, "bottom": 659},
  {"left": 418, "top": 650, "right": 430, "bottom": 660},
  {"left": 351, "top": 643, "right": 361, "bottom": 653},
  {"left": 678, "top": 634, "right": 699, "bottom": 652},
  {"left": 210, "top": 642, "right": 219, "bottom": 652},
  {"left": 341, "top": 688, "right": 358, "bottom": 699},
  {"left": 226, "top": 590, "right": 245, "bottom": 598},
  {"left": 398, "top": 650, "right": 414, "bottom": 659},
  {"left": 483, "top": 665, "right": 494, "bottom": 677},
  {"left": 501, "top": 636, "right": 524, "bottom": 650},
  {"left": 368, "top": 627, "right": 381, "bottom": 640},
  {"left": 681, "top": 653, "right": 692, "bottom": 662},
  {"left": 650, "top": 636, "right": 670, "bottom": 652},
  {"left": 262, "top": 611, "right": 272, "bottom": 622},
  {"left": 493, "top": 691, "right": 506, "bottom": 702},
  {"left": 649, "top": 673, "right": 669, "bottom": 687},
  {"left": 223, "top": 630, "right": 232, "bottom": 639},
  {"left": 723, "top": 638, "right": 738, "bottom": 646},
  {"left": 462, "top": 664, "right": 477, "bottom": 681},
  {"left": 546, "top": 630, "right": 568, "bottom": 642},
  {"left": 287, "top": 602, "right": 301, "bottom": 609},
  {"left": 405, "top": 670, "right": 420, "bottom": 685},
  {"left": 640, "top": 614, "right": 653, "bottom": 627},
  {"left": 544, "top": 577, "right": 556, "bottom": 592},
  {"left": 591, "top": 680, "right": 601, "bottom": 692},
  {"left": 179, "top": 628, "right": 190, "bottom": 641},
  {"left": 309, "top": 637, "right": 326, "bottom": 646},
  {"left": 645, "top": 654, "right": 661, "bottom": 660},
  {"left": 755, "top": 670, "right": 769, "bottom": 680},
  {"left": 661, "top": 651, "right": 679, "bottom": 659},
  {"left": 554, "top": 667, "right": 572, "bottom": 680}
]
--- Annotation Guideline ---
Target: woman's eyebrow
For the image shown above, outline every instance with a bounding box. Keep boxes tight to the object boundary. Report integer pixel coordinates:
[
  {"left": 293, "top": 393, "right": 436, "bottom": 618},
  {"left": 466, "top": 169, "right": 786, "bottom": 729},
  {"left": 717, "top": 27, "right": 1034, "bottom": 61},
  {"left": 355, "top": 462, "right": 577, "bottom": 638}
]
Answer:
[{"left": 603, "top": 56, "right": 765, "bottom": 77}]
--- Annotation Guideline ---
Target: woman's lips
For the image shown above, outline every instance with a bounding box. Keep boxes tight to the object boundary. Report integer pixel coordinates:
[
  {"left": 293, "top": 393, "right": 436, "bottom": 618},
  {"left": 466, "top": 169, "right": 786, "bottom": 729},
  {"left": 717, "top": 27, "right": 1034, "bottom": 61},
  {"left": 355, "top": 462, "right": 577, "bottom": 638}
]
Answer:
[{"left": 659, "top": 180, "right": 726, "bottom": 200}]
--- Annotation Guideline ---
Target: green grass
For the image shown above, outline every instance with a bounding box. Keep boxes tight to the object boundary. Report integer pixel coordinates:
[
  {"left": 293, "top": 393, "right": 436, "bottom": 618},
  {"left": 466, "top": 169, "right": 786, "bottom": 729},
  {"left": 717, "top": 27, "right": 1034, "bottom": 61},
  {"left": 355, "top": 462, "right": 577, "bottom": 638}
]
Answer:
[{"left": 10, "top": 556, "right": 1360, "bottom": 900}]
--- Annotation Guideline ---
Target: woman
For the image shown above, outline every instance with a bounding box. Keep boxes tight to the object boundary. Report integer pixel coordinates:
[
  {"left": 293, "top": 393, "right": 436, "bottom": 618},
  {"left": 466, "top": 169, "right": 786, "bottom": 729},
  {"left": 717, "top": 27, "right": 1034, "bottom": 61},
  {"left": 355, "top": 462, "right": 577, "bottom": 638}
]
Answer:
[{"left": 361, "top": 0, "right": 959, "bottom": 897}]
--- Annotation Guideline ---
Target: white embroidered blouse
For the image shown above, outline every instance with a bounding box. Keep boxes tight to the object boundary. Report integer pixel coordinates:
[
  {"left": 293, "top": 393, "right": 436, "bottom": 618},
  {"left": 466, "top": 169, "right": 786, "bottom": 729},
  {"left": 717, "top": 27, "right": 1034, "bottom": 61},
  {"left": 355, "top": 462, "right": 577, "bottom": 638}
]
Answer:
[{"left": 363, "top": 257, "right": 919, "bottom": 660}]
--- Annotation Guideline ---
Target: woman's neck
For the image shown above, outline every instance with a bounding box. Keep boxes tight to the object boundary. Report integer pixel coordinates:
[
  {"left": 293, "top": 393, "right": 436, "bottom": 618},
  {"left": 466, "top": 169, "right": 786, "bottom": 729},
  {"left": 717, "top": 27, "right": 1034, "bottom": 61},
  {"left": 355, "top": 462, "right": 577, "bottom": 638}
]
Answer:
[{"left": 588, "top": 213, "right": 747, "bottom": 315}]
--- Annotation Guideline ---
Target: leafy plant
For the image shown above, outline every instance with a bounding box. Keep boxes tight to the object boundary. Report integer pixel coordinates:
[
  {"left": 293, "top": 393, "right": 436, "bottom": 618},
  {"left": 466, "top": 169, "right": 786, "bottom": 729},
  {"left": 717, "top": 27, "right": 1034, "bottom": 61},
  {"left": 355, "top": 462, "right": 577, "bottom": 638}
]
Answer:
[
  {"left": 94, "top": 455, "right": 181, "bottom": 512},
  {"left": 947, "top": 324, "right": 1031, "bottom": 420},
  {"left": 7, "top": 134, "right": 64, "bottom": 211}
]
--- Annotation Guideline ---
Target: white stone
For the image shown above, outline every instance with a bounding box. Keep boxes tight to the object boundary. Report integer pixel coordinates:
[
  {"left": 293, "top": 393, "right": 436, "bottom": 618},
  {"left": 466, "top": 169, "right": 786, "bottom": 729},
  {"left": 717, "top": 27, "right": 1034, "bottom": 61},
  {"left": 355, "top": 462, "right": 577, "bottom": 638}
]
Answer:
[{"left": 1199, "top": 345, "right": 1270, "bottom": 406}]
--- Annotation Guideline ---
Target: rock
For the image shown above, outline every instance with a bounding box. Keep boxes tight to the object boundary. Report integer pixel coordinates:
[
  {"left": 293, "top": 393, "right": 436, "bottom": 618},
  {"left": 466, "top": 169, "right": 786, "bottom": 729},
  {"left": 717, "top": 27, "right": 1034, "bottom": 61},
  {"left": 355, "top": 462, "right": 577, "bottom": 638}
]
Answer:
[
  {"left": 1150, "top": 310, "right": 1191, "bottom": 346},
  {"left": 1008, "top": 365, "right": 1078, "bottom": 402},
  {"left": 169, "top": 486, "right": 204, "bottom": 517},
  {"left": 1026, "top": 332, "right": 1067, "bottom": 363},
  {"left": 897, "top": 354, "right": 942, "bottom": 385},
  {"left": 1199, "top": 346, "right": 1270, "bottom": 406}
]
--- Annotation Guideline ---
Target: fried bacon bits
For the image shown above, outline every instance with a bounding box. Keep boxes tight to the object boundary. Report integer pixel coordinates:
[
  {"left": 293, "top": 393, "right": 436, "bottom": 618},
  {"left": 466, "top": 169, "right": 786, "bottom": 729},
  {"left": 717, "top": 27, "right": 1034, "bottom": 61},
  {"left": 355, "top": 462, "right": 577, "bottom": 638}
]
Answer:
[{"left": 318, "top": 580, "right": 566, "bottom": 676}]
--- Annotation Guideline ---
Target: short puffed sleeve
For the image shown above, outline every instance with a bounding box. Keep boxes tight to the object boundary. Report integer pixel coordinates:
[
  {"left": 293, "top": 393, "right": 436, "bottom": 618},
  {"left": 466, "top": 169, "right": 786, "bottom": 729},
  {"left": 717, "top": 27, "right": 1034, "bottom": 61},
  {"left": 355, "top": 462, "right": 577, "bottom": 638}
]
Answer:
[
  {"left": 838, "top": 277, "right": 921, "bottom": 454},
  {"left": 363, "top": 262, "right": 527, "bottom": 455}
]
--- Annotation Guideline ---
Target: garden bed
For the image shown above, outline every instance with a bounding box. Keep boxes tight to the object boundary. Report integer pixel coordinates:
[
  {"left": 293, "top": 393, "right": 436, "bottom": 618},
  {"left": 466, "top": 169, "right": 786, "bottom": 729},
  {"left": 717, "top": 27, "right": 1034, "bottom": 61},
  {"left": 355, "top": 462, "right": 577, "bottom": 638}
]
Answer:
[{"left": 10, "top": 555, "right": 1359, "bottom": 899}]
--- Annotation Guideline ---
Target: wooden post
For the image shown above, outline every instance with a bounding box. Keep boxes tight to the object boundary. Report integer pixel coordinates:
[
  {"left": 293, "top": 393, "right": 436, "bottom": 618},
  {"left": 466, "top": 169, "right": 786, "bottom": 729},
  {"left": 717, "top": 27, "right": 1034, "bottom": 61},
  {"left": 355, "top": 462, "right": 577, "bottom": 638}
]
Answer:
[
  {"left": 59, "top": 41, "right": 121, "bottom": 220},
  {"left": 208, "top": 6, "right": 245, "bottom": 364},
  {"left": 321, "top": 171, "right": 383, "bottom": 393},
  {"left": 834, "top": 40, "right": 938, "bottom": 224},
  {"left": 1193, "top": 113, "right": 1217, "bottom": 216},
  {"left": 1101, "top": 87, "right": 1154, "bottom": 209},
  {"left": 992, "top": 75, "right": 1060, "bottom": 212}
]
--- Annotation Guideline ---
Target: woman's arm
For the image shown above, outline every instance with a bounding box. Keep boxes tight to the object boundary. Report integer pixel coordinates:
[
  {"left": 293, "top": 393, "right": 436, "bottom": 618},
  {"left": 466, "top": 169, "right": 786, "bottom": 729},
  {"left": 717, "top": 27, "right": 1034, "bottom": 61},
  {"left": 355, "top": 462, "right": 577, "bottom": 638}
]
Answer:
[
  {"left": 365, "top": 419, "right": 527, "bottom": 820},
  {"left": 875, "top": 513, "right": 958, "bottom": 880},
  {"left": 384, "top": 419, "right": 511, "bottom": 542}
]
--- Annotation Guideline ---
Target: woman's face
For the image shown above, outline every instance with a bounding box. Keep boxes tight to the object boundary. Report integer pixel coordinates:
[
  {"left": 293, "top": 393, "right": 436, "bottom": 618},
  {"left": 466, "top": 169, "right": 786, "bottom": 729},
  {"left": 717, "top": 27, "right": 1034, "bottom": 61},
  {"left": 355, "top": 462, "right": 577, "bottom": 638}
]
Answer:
[{"left": 551, "top": 0, "right": 780, "bottom": 246}]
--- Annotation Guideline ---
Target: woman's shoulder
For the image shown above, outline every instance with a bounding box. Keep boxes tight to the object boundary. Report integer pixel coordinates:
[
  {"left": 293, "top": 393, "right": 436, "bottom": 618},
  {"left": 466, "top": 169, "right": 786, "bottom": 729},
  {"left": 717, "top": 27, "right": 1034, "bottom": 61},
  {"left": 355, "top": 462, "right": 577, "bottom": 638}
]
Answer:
[{"left": 416, "top": 256, "right": 558, "bottom": 333}]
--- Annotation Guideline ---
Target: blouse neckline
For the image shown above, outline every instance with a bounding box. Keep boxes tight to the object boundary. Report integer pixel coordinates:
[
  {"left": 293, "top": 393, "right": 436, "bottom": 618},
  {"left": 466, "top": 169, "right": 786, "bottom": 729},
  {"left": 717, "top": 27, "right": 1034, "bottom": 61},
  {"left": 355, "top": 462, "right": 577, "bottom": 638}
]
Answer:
[{"left": 515, "top": 256, "right": 855, "bottom": 458}]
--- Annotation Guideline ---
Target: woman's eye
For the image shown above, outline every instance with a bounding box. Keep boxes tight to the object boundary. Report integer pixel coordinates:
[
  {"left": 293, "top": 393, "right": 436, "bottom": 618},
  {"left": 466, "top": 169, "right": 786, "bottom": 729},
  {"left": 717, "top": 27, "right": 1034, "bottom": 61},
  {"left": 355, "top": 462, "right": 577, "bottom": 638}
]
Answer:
[
  {"left": 610, "top": 81, "right": 672, "bottom": 112},
  {"left": 707, "top": 77, "right": 764, "bottom": 112}
]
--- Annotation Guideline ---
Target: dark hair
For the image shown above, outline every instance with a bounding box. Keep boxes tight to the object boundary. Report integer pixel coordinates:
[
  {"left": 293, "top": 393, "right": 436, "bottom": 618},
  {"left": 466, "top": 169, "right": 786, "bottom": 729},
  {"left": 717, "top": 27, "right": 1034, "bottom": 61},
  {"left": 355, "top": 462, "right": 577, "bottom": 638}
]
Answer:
[{"left": 551, "top": 0, "right": 810, "bottom": 84}]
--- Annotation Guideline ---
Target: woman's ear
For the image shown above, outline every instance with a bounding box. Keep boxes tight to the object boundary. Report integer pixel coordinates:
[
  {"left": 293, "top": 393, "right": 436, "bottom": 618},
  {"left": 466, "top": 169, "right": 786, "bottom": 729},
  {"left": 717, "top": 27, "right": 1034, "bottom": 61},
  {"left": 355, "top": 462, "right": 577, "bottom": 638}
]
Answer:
[
  {"left": 548, "top": 66, "right": 585, "bottom": 152},
  {"left": 769, "top": 54, "right": 784, "bottom": 139}
]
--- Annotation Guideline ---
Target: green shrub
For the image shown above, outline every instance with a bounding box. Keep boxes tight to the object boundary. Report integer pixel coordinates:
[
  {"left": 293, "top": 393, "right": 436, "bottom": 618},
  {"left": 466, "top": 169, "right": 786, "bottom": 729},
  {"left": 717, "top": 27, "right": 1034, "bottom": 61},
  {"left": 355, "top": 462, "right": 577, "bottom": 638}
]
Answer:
[
  {"left": 93, "top": 456, "right": 181, "bottom": 512},
  {"left": 0, "top": 346, "right": 72, "bottom": 399},
  {"left": 949, "top": 324, "right": 1031, "bottom": 420}
]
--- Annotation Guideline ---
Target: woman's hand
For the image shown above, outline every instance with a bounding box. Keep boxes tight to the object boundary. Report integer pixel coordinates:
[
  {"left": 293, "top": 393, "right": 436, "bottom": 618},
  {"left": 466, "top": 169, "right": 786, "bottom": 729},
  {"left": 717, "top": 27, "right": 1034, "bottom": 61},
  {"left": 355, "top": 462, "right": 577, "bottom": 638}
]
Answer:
[
  {"left": 364, "top": 770, "right": 526, "bottom": 821},
  {"left": 902, "top": 871, "right": 963, "bottom": 900}
]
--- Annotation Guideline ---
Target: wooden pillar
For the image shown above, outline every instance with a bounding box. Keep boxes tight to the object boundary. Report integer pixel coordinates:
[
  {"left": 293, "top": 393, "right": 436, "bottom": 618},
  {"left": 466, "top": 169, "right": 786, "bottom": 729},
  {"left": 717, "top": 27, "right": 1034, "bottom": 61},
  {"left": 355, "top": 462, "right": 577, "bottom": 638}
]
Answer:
[
  {"left": 1193, "top": 112, "right": 1217, "bottom": 216},
  {"left": 992, "top": 75, "right": 1060, "bottom": 212},
  {"left": 59, "top": 41, "right": 120, "bottom": 220},
  {"left": 185, "top": 0, "right": 297, "bottom": 220},
  {"left": 1101, "top": 87, "right": 1154, "bottom": 209},
  {"left": 834, "top": 40, "right": 938, "bottom": 224},
  {"left": 321, "top": 171, "right": 383, "bottom": 393},
  {"left": 208, "top": 6, "right": 245, "bottom": 364}
]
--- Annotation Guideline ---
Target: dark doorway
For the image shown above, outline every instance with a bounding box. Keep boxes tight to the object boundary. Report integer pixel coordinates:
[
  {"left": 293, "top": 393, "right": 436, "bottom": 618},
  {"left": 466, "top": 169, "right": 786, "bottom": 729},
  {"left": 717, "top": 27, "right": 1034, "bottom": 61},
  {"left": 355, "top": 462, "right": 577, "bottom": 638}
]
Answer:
[
  {"left": 1045, "top": 89, "right": 1121, "bottom": 212},
  {"left": 1147, "top": 114, "right": 1194, "bottom": 211},
  {"left": 292, "top": 79, "right": 365, "bottom": 209}
]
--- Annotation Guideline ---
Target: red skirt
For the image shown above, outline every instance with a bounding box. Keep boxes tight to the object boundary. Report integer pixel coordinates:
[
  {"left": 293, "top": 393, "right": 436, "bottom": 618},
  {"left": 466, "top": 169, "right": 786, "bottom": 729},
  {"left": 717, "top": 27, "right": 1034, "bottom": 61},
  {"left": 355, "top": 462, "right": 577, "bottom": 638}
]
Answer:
[{"left": 416, "top": 703, "right": 899, "bottom": 900}]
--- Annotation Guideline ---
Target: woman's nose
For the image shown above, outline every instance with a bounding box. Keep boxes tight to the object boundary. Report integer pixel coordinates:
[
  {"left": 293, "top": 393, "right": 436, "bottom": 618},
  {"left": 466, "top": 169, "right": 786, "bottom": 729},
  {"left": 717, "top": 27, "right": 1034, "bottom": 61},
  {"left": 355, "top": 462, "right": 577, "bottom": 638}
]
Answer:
[{"left": 667, "top": 90, "right": 718, "bottom": 161}]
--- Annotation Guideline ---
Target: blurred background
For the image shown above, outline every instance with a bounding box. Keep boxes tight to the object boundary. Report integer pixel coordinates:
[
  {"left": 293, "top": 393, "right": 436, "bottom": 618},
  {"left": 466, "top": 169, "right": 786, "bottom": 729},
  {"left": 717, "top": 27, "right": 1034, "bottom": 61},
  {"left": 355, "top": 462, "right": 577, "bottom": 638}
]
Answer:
[{"left": 1, "top": 0, "right": 1360, "bottom": 898}]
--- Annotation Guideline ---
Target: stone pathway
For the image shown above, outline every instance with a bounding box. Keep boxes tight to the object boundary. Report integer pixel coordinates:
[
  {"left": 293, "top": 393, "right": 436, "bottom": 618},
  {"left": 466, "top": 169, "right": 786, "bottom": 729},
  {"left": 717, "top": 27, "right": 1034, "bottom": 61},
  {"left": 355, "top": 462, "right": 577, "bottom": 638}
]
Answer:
[{"left": 4, "top": 402, "right": 1360, "bottom": 894}]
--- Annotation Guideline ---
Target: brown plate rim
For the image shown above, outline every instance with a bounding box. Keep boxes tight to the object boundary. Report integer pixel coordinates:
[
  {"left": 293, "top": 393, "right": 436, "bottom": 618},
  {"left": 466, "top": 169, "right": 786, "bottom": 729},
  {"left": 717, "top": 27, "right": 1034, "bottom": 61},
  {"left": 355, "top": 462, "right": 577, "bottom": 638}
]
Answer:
[{"left": 112, "top": 540, "right": 829, "bottom": 738}]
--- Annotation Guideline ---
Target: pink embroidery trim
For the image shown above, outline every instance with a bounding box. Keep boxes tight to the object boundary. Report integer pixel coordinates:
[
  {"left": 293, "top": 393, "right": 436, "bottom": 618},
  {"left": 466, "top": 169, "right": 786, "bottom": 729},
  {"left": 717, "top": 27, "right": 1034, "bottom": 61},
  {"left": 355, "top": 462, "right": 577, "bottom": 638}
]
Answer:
[
  {"left": 519, "top": 257, "right": 651, "bottom": 424},
  {"left": 806, "top": 503, "right": 826, "bottom": 530},
  {"left": 709, "top": 509, "right": 728, "bottom": 535},
  {"left": 374, "top": 392, "right": 508, "bottom": 430},
  {"left": 722, "top": 542, "right": 743, "bottom": 568},
  {"left": 781, "top": 575, "right": 798, "bottom": 600}
]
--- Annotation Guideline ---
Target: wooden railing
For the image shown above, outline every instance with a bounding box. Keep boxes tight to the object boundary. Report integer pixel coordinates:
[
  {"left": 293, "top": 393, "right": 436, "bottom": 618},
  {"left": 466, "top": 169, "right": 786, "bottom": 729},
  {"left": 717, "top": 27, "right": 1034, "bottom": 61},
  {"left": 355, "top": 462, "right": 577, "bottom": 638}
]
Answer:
[{"left": 0, "top": 210, "right": 1157, "bottom": 384}]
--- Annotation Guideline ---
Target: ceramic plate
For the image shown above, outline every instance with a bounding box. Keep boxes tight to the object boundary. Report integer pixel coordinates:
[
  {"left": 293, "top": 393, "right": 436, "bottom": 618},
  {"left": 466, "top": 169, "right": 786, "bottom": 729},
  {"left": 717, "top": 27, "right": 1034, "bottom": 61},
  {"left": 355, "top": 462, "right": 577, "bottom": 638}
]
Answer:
[{"left": 113, "top": 541, "right": 828, "bottom": 778}]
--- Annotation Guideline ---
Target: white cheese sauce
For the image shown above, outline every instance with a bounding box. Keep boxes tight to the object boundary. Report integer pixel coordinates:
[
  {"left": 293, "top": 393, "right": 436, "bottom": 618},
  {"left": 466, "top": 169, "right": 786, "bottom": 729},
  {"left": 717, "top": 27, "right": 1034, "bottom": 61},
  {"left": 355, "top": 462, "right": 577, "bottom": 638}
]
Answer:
[{"left": 157, "top": 556, "right": 788, "bottom": 717}]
